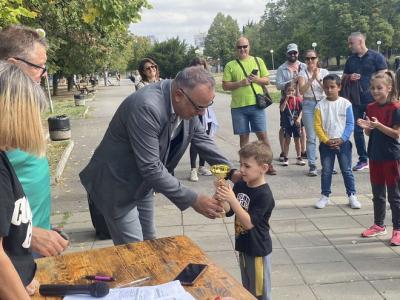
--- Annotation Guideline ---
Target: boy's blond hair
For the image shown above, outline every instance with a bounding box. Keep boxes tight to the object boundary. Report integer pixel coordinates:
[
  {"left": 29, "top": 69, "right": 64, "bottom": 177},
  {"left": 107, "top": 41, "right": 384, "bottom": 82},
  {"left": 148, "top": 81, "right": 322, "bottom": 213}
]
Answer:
[
  {"left": 0, "top": 61, "right": 47, "bottom": 156},
  {"left": 239, "top": 141, "right": 273, "bottom": 165}
]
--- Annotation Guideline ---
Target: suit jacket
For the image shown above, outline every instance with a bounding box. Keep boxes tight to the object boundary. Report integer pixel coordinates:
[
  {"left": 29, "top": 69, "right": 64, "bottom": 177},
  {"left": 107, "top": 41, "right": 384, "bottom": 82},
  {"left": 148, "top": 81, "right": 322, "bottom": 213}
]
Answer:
[{"left": 79, "top": 79, "right": 232, "bottom": 218}]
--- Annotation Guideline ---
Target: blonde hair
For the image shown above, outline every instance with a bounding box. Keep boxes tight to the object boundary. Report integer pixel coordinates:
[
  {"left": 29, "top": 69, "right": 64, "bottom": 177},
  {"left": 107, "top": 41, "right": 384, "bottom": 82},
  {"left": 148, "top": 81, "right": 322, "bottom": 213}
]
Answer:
[
  {"left": 0, "top": 61, "right": 47, "bottom": 156},
  {"left": 370, "top": 71, "right": 398, "bottom": 103},
  {"left": 239, "top": 141, "right": 273, "bottom": 164}
]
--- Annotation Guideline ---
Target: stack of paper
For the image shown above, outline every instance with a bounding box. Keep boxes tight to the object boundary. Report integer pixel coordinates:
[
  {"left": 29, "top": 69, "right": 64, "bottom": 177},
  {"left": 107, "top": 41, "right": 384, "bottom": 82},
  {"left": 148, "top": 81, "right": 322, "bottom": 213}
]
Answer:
[{"left": 64, "top": 281, "right": 196, "bottom": 300}]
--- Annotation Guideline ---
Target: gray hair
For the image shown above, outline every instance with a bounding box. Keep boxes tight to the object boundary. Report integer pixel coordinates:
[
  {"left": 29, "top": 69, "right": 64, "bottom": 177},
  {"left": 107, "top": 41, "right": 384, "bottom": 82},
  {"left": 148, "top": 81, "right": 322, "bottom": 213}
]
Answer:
[
  {"left": 0, "top": 25, "right": 48, "bottom": 60},
  {"left": 349, "top": 32, "right": 366, "bottom": 40},
  {"left": 174, "top": 66, "right": 215, "bottom": 90}
]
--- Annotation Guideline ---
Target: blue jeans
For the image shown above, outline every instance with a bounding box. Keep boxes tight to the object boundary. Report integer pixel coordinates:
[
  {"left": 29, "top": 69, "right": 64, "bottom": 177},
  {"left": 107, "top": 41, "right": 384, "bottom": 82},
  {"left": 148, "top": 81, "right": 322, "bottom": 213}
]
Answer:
[
  {"left": 352, "top": 104, "right": 368, "bottom": 163},
  {"left": 319, "top": 141, "right": 356, "bottom": 197},
  {"left": 302, "top": 99, "right": 317, "bottom": 167}
]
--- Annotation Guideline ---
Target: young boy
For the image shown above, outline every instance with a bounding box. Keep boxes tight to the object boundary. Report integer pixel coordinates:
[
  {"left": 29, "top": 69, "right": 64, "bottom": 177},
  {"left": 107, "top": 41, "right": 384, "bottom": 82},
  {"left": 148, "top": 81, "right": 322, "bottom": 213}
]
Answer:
[
  {"left": 216, "top": 141, "right": 275, "bottom": 300},
  {"left": 280, "top": 82, "right": 306, "bottom": 166},
  {"left": 314, "top": 74, "right": 361, "bottom": 209}
]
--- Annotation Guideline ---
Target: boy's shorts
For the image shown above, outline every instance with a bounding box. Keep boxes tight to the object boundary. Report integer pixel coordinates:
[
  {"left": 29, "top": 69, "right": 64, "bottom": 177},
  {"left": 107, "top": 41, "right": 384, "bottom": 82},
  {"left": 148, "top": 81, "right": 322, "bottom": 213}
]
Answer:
[
  {"left": 282, "top": 123, "right": 301, "bottom": 138},
  {"left": 231, "top": 105, "right": 267, "bottom": 135},
  {"left": 239, "top": 252, "right": 271, "bottom": 300}
]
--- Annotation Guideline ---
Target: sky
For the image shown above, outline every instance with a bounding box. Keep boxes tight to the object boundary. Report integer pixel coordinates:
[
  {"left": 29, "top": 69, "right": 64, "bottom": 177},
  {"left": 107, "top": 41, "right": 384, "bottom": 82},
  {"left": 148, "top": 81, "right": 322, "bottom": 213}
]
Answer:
[{"left": 129, "top": 0, "right": 267, "bottom": 45}]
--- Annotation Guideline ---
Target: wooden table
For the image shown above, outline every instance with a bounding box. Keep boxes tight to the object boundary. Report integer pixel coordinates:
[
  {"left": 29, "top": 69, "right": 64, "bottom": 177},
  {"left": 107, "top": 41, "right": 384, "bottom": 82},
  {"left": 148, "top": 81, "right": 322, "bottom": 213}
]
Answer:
[{"left": 32, "top": 235, "right": 256, "bottom": 299}]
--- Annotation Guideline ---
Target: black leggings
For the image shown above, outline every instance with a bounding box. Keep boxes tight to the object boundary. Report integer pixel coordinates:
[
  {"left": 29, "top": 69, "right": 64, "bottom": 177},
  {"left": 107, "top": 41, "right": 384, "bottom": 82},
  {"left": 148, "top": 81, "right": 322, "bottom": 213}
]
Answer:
[{"left": 190, "top": 121, "right": 211, "bottom": 168}]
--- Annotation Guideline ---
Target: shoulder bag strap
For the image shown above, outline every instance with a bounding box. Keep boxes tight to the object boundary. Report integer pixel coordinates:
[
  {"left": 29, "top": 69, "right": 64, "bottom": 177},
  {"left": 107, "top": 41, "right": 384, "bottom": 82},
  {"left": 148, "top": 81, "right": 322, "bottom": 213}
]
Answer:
[
  {"left": 305, "top": 70, "right": 318, "bottom": 101},
  {"left": 254, "top": 57, "right": 272, "bottom": 98},
  {"left": 235, "top": 59, "right": 258, "bottom": 98}
]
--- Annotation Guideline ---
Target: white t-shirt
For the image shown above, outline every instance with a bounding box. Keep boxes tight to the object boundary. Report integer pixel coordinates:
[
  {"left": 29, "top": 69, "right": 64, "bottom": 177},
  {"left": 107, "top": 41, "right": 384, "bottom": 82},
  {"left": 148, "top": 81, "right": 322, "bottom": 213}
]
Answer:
[{"left": 299, "top": 68, "right": 329, "bottom": 100}]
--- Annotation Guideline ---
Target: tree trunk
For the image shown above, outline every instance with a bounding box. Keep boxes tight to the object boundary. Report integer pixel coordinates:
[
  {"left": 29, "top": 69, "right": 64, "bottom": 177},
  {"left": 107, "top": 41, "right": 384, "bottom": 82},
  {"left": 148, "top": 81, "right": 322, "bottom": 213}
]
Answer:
[
  {"left": 67, "top": 76, "right": 74, "bottom": 91},
  {"left": 52, "top": 74, "right": 59, "bottom": 96},
  {"left": 336, "top": 56, "right": 340, "bottom": 67}
]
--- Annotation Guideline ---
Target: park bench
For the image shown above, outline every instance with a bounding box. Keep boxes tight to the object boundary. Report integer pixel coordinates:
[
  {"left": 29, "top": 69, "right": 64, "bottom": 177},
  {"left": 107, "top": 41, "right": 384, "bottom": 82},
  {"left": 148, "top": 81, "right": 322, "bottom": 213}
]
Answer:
[{"left": 75, "top": 83, "right": 96, "bottom": 95}]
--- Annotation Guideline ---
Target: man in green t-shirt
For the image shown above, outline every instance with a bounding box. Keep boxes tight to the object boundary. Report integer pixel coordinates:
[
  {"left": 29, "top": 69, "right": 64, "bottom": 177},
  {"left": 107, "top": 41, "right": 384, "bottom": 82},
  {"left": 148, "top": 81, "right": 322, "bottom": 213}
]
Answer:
[{"left": 223, "top": 37, "right": 276, "bottom": 175}]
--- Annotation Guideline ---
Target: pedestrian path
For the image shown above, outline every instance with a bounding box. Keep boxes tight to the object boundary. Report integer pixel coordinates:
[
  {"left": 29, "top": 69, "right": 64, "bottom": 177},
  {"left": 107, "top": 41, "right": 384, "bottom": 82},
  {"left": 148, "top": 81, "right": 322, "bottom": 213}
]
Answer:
[{"left": 50, "top": 79, "right": 399, "bottom": 299}]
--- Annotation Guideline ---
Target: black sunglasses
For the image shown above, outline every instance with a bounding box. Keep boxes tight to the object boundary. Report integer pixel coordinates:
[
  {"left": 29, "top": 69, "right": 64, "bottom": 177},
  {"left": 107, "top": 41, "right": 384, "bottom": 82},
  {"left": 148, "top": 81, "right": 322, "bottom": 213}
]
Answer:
[
  {"left": 237, "top": 45, "right": 248, "bottom": 50},
  {"left": 13, "top": 57, "right": 47, "bottom": 76},
  {"left": 305, "top": 57, "right": 317, "bottom": 61},
  {"left": 287, "top": 51, "right": 298, "bottom": 55},
  {"left": 179, "top": 88, "right": 214, "bottom": 111}
]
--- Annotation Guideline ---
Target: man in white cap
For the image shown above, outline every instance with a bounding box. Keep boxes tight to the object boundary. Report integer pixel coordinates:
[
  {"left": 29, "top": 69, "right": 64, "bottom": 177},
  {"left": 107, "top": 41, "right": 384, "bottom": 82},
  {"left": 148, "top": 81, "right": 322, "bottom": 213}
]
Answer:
[{"left": 276, "top": 43, "right": 307, "bottom": 162}]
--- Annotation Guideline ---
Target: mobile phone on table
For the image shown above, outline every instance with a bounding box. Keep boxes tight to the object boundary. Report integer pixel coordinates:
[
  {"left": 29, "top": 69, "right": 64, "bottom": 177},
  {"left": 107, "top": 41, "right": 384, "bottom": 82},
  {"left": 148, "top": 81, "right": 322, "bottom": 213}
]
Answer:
[
  {"left": 174, "top": 263, "right": 208, "bottom": 286},
  {"left": 251, "top": 69, "right": 258, "bottom": 75}
]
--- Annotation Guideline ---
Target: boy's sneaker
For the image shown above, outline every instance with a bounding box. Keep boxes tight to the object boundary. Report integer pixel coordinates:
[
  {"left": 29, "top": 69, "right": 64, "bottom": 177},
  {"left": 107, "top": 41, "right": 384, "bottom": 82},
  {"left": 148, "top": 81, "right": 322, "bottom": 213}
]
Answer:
[
  {"left": 279, "top": 152, "right": 285, "bottom": 162},
  {"left": 189, "top": 168, "right": 198, "bottom": 182},
  {"left": 308, "top": 165, "right": 318, "bottom": 177},
  {"left": 315, "top": 195, "right": 329, "bottom": 209},
  {"left": 361, "top": 224, "right": 387, "bottom": 237},
  {"left": 301, "top": 152, "right": 308, "bottom": 159},
  {"left": 390, "top": 230, "right": 400, "bottom": 246},
  {"left": 198, "top": 166, "right": 212, "bottom": 176},
  {"left": 348, "top": 194, "right": 361, "bottom": 209},
  {"left": 353, "top": 161, "right": 369, "bottom": 171},
  {"left": 282, "top": 157, "right": 289, "bottom": 166},
  {"left": 296, "top": 157, "right": 306, "bottom": 166}
]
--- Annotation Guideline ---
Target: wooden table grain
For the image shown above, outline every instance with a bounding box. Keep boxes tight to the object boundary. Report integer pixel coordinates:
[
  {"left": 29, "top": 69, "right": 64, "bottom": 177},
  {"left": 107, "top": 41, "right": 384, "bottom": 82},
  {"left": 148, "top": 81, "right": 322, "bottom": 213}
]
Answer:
[{"left": 32, "top": 235, "right": 256, "bottom": 300}]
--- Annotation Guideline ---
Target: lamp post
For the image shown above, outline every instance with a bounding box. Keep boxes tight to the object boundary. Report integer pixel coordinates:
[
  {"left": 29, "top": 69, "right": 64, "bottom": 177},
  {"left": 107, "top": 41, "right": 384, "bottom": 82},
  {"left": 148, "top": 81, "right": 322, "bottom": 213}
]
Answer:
[
  {"left": 377, "top": 40, "right": 382, "bottom": 53},
  {"left": 270, "top": 49, "right": 275, "bottom": 70},
  {"left": 217, "top": 58, "right": 220, "bottom": 73},
  {"left": 312, "top": 42, "right": 317, "bottom": 51}
]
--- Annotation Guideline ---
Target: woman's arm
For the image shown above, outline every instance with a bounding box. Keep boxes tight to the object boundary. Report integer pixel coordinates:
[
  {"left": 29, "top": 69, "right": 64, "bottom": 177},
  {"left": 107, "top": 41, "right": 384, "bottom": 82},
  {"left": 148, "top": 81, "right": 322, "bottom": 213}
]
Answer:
[
  {"left": 298, "top": 76, "right": 312, "bottom": 95},
  {"left": 0, "top": 238, "right": 31, "bottom": 300}
]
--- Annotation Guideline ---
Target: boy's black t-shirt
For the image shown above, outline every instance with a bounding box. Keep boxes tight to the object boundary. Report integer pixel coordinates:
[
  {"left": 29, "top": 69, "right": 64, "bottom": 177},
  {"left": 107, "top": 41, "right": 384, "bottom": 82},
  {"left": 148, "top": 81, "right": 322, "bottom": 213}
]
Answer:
[
  {"left": 226, "top": 180, "right": 275, "bottom": 257},
  {"left": 0, "top": 151, "right": 36, "bottom": 286}
]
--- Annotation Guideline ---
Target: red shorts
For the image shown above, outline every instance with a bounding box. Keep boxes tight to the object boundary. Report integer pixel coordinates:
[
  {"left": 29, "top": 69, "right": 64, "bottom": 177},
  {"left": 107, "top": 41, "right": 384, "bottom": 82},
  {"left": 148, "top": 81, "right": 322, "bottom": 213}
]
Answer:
[{"left": 369, "top": 160, "right": 400, "bottom": 186}]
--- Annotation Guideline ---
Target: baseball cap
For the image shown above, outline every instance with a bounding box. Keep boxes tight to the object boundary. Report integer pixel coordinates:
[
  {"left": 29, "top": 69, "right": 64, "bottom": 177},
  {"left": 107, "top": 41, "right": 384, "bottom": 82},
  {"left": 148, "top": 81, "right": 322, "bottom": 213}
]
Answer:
[{"left": 287, "top": 43, "right": 298, "bottom": 53}]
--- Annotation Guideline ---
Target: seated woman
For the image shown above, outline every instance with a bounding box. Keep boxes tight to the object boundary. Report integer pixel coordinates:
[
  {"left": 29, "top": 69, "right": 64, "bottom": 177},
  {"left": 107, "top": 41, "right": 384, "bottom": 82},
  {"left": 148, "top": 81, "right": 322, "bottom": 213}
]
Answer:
[
  {"left": 0, "top": 61, "right": 47, "bottom": 299},
  {"left": 135, "top": 58, "right": 161, "bottom": 90}
]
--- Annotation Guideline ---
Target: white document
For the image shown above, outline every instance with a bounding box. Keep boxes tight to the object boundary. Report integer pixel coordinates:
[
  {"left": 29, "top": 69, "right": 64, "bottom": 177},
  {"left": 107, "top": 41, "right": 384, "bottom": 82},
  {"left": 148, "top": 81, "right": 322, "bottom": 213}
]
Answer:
[{"left": 64, "top": 281, "right": 196, "bottom": 300}]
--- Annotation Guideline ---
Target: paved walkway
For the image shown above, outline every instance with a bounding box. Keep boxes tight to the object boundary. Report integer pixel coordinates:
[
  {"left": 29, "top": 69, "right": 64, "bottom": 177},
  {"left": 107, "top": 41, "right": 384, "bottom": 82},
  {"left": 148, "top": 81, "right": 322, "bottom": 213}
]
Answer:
[{"left": 50, "top": 79, "right": 399, "bottom": 299}]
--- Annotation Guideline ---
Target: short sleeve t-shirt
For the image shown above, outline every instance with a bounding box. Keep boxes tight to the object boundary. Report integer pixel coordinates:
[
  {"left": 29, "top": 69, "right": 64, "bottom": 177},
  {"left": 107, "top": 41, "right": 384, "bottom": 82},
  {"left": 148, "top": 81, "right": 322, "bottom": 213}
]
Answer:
[
  {"left": 366, "top": 102, "right": 400, "bottom": 161},
  {"left": 226, "top": 180, "right": 275, "bottom": 257},
  {"left": 223, "top": 56, "right": 269, "bottom": 108},
  {"left": 344, "top": 50, "right": 387, "bottom": 103},
  {"left": 280, "top": 96, "right": 302, "bottom": 127},
  {"left": 0, "top": 151, "right": 36, "bottom": 286}
]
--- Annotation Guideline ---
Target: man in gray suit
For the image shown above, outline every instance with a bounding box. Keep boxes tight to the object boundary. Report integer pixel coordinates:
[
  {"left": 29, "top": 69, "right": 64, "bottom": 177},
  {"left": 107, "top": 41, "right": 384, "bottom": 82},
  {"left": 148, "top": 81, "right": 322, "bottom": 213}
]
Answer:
[{"left": 80, "top": 66, "right": 235, "bottom": 245}]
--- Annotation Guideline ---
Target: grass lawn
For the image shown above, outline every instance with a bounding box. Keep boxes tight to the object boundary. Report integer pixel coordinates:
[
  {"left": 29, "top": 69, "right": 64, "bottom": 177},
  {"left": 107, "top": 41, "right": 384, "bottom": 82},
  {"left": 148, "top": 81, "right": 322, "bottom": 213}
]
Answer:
[
  {"left": 47, "top": 140, "right": 69, "bottom": 178},
  {"left": 43, "top": 99, "right": 87, "bottom": 120}
]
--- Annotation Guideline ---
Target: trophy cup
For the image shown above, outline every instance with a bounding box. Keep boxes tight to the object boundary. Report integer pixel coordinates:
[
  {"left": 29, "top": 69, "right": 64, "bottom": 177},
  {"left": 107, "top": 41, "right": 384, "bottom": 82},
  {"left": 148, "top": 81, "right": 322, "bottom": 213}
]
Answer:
[{"left": 210, "top": 164, "right": 230, "bottom": 217}]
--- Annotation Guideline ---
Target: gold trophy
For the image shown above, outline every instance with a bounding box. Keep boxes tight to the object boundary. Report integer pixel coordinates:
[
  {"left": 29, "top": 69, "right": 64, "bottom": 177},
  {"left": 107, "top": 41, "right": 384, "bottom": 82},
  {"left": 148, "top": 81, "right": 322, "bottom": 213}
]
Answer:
[{"left": 210, "top": 164, "right": 230, "bottom": 217}]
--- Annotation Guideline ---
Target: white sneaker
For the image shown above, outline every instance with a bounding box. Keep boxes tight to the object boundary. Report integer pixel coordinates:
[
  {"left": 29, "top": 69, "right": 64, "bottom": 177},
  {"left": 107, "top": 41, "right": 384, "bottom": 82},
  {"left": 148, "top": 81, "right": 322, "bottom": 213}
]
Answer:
[
  {"left": 198, "top": 166, "right": 212, "bottom": 176},
  {"left": 315, "top": 195, "right": 329, "bottom": 209},
  {"left": 189, "top": 168, "right": 198, "bottom": 182},
  {"left": 349, "top": 194, "right": 361, "bottom": 209}
]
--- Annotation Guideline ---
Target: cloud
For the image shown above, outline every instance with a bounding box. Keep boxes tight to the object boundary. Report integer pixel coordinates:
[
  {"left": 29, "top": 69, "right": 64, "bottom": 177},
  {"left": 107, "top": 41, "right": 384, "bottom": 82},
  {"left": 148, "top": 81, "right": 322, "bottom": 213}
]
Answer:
[{"left": 129, "top": 0, "right": 266, "bottom": 44}]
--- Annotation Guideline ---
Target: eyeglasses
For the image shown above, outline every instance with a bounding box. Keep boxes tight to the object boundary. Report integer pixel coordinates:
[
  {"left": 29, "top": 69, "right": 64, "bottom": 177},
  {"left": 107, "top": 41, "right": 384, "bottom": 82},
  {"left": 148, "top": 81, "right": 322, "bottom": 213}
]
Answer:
[
  {"left": 287, "top": 51, "right": 298, "bottom": 55},
  {"left": 179, "top": 88, "right": 214, "bottom": 111},
  {"left": 13, "top": 57, "right": 47, "bottom": 76},
  {"left": 305, "top": 57, "right": 317, "bottom": 61},
  {"left": 237, "top": 45, "right": 248, "bottom": 50},
  {"left": 144, "top": 65, "right": 157, "bottom": 71}
]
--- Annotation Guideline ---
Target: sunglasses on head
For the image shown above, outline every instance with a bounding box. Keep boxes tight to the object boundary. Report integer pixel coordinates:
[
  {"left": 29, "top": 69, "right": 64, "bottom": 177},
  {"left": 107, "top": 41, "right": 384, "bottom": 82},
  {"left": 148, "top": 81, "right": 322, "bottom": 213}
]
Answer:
[
  {"left": 145, "top": 65, "right": 157, "bottom": 71},
  {"left": 237, "top": 45, "right": 248, "bottom": 50},
  {"left": 305, "top": 57, "right": 317, "bottom": 61}
]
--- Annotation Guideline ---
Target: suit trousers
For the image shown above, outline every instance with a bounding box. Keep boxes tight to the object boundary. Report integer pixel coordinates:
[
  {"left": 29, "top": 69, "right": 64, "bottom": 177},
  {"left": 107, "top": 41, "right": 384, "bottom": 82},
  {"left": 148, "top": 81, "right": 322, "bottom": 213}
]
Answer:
[{"left": 103, "top": 191, "right": 156, "bottom": 245}]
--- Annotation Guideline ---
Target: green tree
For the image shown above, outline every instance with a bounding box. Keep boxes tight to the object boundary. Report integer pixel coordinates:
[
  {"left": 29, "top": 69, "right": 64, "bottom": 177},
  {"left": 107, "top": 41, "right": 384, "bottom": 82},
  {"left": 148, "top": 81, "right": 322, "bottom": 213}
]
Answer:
[
  {"left": 0, "top": 0, "right": 36, "bottom": 28},
  {"left": 146, "top": 37, "right": 195, "bottom": 78},
  {"left": 204, "top": 12, "right": 241, "bottom": 66},
  {"left": 127, "top": 35, "right": 153, "bottom": 71}
]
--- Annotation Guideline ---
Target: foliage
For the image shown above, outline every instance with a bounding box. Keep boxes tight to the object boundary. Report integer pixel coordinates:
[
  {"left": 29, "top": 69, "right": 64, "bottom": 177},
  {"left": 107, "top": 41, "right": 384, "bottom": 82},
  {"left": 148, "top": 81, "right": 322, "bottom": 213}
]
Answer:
[
  {"left": 0, "top": 0, "right": 36, "bottom": 28},
  {"left": 146, "top": 37, "right": 197, "bottom": 78},
  {"left": 204, "top": 12, "right": 241, "bottom": 66},
  {"left": 127, "top": 35, "right": 153, "bottom": 71}
]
